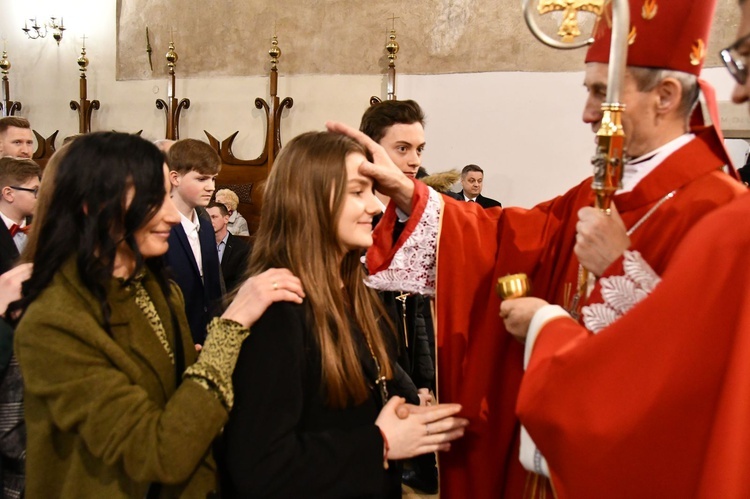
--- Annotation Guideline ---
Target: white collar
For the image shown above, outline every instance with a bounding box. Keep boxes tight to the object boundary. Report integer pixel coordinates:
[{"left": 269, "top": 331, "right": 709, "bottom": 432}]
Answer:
[
  {"left": 0, "top": 210, "right": 23, "bottom": 230},
  {"left": 179, "top": 210, "right": 200, "bottom": 233},
  {"left": 619, "top": 133, "right": 695, "bottom": 193}
]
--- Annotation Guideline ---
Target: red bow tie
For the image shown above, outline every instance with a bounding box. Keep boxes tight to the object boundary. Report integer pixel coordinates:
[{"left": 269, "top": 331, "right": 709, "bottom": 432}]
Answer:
[{"left": 9, "top": 224, "right": 30, "bottom": 237}]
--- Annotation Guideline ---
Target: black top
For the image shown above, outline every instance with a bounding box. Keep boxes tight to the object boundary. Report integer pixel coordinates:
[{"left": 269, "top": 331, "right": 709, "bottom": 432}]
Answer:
[
  {"left": 220, "top": 232, "right": 252, "bottom": 293},
  {"left": 219, "top": 301, "right": 415, "bottom": 498},
  {"left": 0, "top": 221, "right": 21, "bottom": 275}
]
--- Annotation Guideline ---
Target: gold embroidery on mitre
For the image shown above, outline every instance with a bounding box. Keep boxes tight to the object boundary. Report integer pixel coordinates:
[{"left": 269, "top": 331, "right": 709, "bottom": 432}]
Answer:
[
  {"left": 690, "top": 39, "right": 706, "bottom": 66},
  {"left": 628, "top": 26, "right": 636, "bottom": 45},
  {"left": 641, "top": 0, "right": 657, "bottom": 20},
  {"left": 590, "top": 0, "right": 614, "bottom": 41}
]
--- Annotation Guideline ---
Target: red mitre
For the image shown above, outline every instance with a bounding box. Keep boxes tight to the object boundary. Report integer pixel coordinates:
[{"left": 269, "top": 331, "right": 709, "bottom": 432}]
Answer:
[
  {"left": 583, "top": 0, "right": 738, "bottom": 176},
  {"left": 584, "top": 0, "right": 717, "bottom": 75}
]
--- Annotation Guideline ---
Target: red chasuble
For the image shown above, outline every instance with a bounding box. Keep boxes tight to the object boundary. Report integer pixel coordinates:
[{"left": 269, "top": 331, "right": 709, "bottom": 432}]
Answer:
[
  {"left": 517, "top": 191, "right": 750, "bottom": 498},
  {"left": 367, "top": 127, "right": 745, "bottom": 499}
]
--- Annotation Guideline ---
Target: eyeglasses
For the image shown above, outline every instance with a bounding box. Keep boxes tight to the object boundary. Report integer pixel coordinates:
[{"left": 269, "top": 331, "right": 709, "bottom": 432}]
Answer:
[
  {"left": 10, "top": 186, "right": 39, "bottom": 198},
  {"left": 720, "top": 32, "right": 750, "bottom": 85}
]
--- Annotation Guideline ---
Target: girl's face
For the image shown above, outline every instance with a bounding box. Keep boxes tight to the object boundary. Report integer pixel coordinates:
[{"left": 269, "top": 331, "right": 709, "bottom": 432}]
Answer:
[
  {"left": 336, "top": 152, "right": 381, "bottom": 252},
  {"left": 133, "top": 165, "right": 181, "bottom": 258}
]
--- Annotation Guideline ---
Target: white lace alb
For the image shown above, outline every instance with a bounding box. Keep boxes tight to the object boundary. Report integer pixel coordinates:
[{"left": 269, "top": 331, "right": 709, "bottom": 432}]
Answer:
[{"left": 365, "top": 188, "right": 441, "bottom": 296}]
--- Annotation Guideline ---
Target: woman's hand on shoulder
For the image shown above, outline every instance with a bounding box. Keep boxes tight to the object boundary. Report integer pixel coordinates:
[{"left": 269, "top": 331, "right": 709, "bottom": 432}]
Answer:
[
  {"left": 375, "top": 396, "right": 468, "bottom": 460},
  {"left": 222, "top": 268, "right": 305, "bottom": 328},
  {"left": 0, "top": 263, "right": 32, "bottom": 318}
]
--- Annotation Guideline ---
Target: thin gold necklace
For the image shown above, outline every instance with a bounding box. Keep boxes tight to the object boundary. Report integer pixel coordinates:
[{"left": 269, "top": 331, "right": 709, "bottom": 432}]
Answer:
[{"left": 362, "top": 332, "right": 389, "bottom": 404}]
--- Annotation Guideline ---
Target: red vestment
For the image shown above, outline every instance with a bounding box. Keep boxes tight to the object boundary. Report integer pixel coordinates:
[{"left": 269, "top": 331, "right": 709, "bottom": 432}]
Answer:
[
  {"left": 517, "top": 191, "right": 750, "bottom": 498},
  {"left": 367, "top": 127, "right": 745, "bottom": 498}
]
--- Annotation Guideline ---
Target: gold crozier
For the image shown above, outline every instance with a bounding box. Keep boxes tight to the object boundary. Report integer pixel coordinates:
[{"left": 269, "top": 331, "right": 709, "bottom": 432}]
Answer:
[{"left": 537, "top": 0, "right": 605, "bottom": 43}]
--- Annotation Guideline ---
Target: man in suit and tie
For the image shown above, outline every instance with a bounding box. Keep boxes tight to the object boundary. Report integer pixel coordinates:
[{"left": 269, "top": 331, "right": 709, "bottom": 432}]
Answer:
[
  {"left": 450, "top": 164, "right": 502, "bottom": 208},
  {"left": 206, "top": 201, "right": 251, "bottom": 293},
  {"left": 0, "top": 157, "right": 40, "bottom": 274},
  {"left": 164, "top": 139, "right": 223, "bottom": 346}
]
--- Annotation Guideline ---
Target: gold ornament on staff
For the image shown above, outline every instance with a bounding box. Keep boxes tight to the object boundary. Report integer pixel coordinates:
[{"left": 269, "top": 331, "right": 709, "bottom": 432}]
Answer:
[{"left": 522, "top": 0, "right": 630, "bottom": 317}]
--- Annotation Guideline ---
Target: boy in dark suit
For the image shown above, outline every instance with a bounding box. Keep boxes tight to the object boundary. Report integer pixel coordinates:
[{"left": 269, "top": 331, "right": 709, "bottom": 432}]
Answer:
[
  {"left": 206, "top": 201, "right": 251, "bottom": 293},
  {"left": 0, "top": 158, "right": 41, "bottom": 274},
  {"left": 359, "top": 100, "right": 438, "bottom": 494},
  {"left": 164, "top": 139, "right": 223, "bottom": 346}
]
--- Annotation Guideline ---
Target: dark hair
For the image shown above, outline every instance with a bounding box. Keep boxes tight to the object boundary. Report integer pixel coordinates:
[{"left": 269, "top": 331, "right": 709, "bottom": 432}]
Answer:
[
  {"left": 0, "top": 116, "right": 31, "bottom": 135},
  {"left": 207, "top": 200, "right": 229, "bottom": 217},
  {"left": 167, "top": 138, "right": 221, "bottom": 175},
  {"left": 359, "top": 99, "right": 425, "bottom": 143},
  {"left": 461, "top": 164, "right": 484, "bottom": 178},
  {"left": 0, "top": 157, "right": 41, "bottom": 188},
  {"left": 12, "top": 132, "right": 170, "bottom": 331}
]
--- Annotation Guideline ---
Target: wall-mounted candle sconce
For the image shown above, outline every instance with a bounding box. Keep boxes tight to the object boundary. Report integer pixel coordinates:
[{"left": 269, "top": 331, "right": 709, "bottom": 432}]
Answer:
[{"left": 22, "top": 17, "right": 66, "bottom": 45}]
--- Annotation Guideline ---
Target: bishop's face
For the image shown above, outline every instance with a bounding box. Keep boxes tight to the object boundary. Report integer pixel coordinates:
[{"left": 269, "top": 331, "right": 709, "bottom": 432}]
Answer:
[{"left": 581, "top": 63, "right": 660, "bottom": 159}]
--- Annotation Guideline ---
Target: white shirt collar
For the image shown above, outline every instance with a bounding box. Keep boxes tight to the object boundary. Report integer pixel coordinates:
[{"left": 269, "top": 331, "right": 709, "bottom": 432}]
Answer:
[
  {"left": 179, "top": 210, "right": 200, "bottom": 234},
  {"left": 0, "top": 210, "right": 24, "bottom": 230},
  {"left": 619, "top": 133, "right": 695, "bottom": 193}
]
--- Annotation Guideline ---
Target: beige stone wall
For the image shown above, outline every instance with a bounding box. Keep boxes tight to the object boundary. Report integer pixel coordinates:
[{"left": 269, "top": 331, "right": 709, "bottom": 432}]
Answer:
[{"left": 116, "top": 0, "right": 740, "bottom": 80}]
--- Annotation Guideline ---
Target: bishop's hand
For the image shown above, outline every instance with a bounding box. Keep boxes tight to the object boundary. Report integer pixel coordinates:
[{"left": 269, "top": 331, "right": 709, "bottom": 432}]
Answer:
[
  {"left": 326, "top": 121, "right": 415, "bottom": 214},
  {"left": 575, "top": 202, "right": 629, "bottom": 276},
  {"left": 500, "top": 297, "right": 549, "bottom": 341}
]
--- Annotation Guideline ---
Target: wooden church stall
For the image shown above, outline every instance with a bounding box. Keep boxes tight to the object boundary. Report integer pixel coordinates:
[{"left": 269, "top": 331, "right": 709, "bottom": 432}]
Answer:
[{"left": 205, "top": 36, "right": 293, "bottom": 236}]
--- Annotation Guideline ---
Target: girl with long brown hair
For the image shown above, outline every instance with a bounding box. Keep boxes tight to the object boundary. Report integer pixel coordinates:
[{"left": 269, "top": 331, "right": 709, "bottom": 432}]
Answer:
[{"left": 219, "top": 131, "right": 467, "bottom": 498}]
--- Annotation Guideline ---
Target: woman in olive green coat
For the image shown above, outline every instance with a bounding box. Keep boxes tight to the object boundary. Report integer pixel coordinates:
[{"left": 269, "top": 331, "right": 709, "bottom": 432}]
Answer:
[{"left": 10, "top": 133, "right": 304, "bottom": 498}]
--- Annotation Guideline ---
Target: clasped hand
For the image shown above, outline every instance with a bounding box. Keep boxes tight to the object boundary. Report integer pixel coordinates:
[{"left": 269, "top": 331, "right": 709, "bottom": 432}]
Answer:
[
  {"left": 0, "top": 263, "right": 33, "bottom": 319},
  {"left": 375, "top": 396, "right": 469, "bottom": 460}
]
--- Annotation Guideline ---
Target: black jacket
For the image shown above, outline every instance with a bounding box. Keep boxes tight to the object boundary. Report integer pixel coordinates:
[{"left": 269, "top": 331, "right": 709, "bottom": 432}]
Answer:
[
  {"left": 163, "top": 216, "right": 223, "bottom": 344},
  {"left": 448, "top": 190, "right": 502, "bottom": 208},
  {"left": 0, "top": 221, "right": 21, "bottom": 275},
  {"left": 220, "top": 232, "right": 251, "bottom": 293}
]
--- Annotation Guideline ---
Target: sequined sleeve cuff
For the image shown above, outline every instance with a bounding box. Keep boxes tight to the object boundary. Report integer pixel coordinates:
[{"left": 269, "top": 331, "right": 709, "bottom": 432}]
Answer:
[{"left": 183, "top": 317, "right": 250, "bottom": 410}]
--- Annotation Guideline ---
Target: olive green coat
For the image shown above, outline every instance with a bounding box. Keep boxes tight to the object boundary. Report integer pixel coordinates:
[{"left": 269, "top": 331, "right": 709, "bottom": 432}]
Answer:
[{"left": 15, "top": 260, "right": 227, "bottom": 498}]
